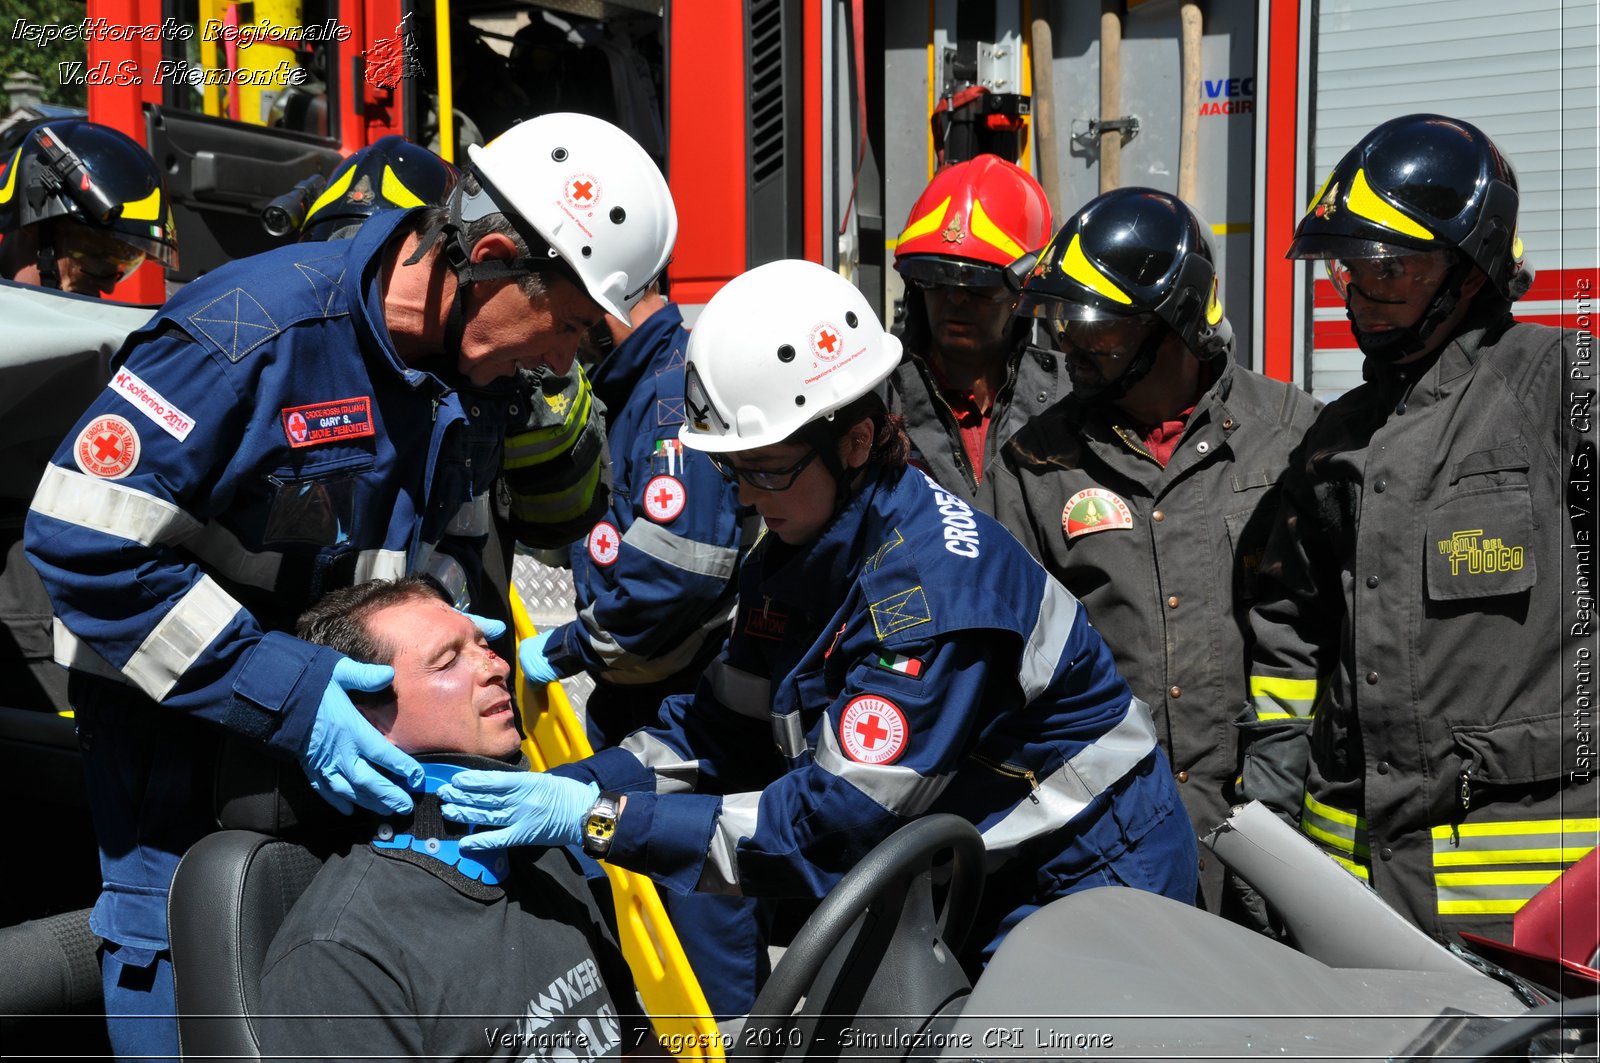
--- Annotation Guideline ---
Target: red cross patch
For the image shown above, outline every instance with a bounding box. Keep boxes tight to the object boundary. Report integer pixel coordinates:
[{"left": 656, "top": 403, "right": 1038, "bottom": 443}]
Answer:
[
  {"left": 809, "top": 321, "right": 845, "bottom": 362},
  {"left": 563, "top": 172, "right": 601, "bottom": 212},
  {"left": 73, "top": 415, "right": 140, "bottom": 480},
  {"left": 587, "top": 521, "right": 621, "bottom": 566},
  {"left": 286, "top": 411, "right": 308, "bottom": 445},
  {"left": 838, "top": 694, "right": 909, "bottom": 765},
  {"left": 642, "top": 475, "right": 687, "bottom": 523}
]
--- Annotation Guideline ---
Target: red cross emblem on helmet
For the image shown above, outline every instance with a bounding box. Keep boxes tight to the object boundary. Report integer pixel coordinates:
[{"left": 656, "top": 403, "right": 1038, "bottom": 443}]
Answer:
[
  {"left": 563, "top": 173, "right": 601, "bottom": 212},
  {"left": 809, "top": 321, "right": 845, "bottom": 362}
]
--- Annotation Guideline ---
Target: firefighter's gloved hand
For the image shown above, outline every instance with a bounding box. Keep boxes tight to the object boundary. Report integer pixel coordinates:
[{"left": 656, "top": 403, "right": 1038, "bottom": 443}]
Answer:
[
  {"left": 519, "top": 629, "right": 564, "bottom": 686},
  {"left": 461, "top": 611, "right": 507, "bottom": 641},
  {"left": 299, "top": 657, "right": 423, "bottom": 817},
  {"left": 439, "top": 772, "right": 599, "bottom": 853}
]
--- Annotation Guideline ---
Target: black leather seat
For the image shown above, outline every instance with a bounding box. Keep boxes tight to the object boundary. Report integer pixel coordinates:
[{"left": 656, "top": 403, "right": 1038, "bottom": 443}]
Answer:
[{"left": 167, "top": 829, "right": 325, "bottom": 1061}]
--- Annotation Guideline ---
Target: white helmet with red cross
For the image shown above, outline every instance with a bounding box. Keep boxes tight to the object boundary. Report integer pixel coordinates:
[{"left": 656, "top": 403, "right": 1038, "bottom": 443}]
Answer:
[
  {"left": 678, "top": 260, "right": 902, "bottom": 454},
  {"left": 465, "top": 112, "right": 676, "bottom": 320}
]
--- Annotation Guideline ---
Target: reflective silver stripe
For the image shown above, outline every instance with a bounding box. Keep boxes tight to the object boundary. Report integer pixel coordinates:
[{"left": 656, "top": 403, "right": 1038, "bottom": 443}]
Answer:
[
  {"left": 574, "top": 595, "right": 735, "bottom": 681},
  {"left": 772, "top": 710, "right": 806, "bottom": 759},
  {"left": 707, "top": 659, "right": 770, "bottom": 720},
  {"left": 1301, "top": 791, "right": 1370, "bottom": 859},
  {"left": 353, "top": 548, "right": 408, "bottom": 583},
  {"left": 980, "top": 697, "right": 1158, "bottom": 856},
  {"left": 417, "top": 547, "right": 468, "bottom": 608},
  {"left": 813, "top": 721, "right": 952, "bottom": 817},
  {"left": 622, "top": 520, "right": 741, "bottom": 581},
  {"left": 697, "top": 791, "right": 760, "bottom": 896},
  {"left": 1435, "top": 870, "right": 1560, "bottom": 908},
  {"left": 30, "top": 465, "right": 198, "bottom": 547},
  {"left": 1018, "top": 580, "right": 1078, "bottom": 702},
  {"left": 444, "top": 492, "right": 491, "bottom": 536},
  {"left": 52, "top": 620, "right": 125, "bottom": 682},
  {"left": 123, "top": 575, "right": 242, "bottom": 701},
  {"left": 187, "top": 521, "right": 282, "bottom": 590},
  {"left": 509, "top": 467, "right": 602, "bottom": 523},
  {"left": 618, "top": 730, "right": 700, "bottom": 794}
]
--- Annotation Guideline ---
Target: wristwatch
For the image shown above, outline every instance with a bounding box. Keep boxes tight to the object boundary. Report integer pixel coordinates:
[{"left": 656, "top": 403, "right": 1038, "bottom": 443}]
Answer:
[{"left": 581, "top": 790, "right": 624, "bottom": 859}]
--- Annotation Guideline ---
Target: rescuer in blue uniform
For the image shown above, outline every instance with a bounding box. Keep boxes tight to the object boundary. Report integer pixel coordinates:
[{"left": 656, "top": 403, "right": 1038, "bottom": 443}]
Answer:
[
  {"left": 439, "top": 260, "right": 1197, "bottom": 1003},
  {"left": 521, "top": 285, "right": 747, "bottom": 748},
  {"left": 24, "top": 113, "right": 676, "bottom": 1061}
]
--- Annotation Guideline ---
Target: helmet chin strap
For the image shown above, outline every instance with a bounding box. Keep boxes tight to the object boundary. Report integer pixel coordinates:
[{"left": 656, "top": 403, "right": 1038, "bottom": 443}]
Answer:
[
  {"left": 1347, "top": 259, "right": 1471, "bottom": 364},
  {"left": 404, "top": 192, "right": 548, "bottom": 360},
  {"left": 35, "top": 232, "right": 61, "bottom": 290},
  {"left": 796, "top": 418, "right": 857, "bottom": 518}
]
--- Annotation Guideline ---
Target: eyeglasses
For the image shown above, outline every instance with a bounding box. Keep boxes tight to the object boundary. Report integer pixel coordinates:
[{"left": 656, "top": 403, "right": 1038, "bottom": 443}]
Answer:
[
  {"left": 708, "top": 449, "right": 820, "bottom": 492},
  {"left": 1326, "top": 250, "right": 1452, "bottom": 299}
]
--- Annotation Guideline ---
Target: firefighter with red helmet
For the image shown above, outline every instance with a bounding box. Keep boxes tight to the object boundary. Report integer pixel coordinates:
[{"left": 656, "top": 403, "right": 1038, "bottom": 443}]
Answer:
[
  {"left": 0, "top": 119, "right": 178, "bottom": 298},
  {"left": 981, "top": 187, "right": 1322, "bottom": 917},
  {"left": 1240, "top": 114, "right": 1596, "bottom": 944},
  {"left": 890, "top": 154, "right": 1063, "bottom": 502}
]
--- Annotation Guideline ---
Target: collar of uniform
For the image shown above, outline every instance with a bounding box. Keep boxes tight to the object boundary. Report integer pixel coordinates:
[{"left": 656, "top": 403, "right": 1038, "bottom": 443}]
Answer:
[
  {"left": 1361, "top": 309, "right": 1514, "bottom": 407},
  {"left": 590, "top": 301, "right": 685, "bottom": 411},
  {"left": 345, "top": 207, "right": 457, "bottom": 395},
  {"left": 756, "top": 464, "right": 897, "bottom": 609}
]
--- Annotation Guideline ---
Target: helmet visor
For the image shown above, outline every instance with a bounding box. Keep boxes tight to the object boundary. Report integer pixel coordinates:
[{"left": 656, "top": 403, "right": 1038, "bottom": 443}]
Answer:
[
  {"left": 1048, "top": 312, "right": 1163, "bottom": 361},
  {"left": 1326, "top": 249, "right": 1455, "bottom": 301},
  {"left": 896, "top": 255, "right": 1008, "bottom": 290},
  {"left": 54, "top": 222, "right": 149, "bottom": 281}
]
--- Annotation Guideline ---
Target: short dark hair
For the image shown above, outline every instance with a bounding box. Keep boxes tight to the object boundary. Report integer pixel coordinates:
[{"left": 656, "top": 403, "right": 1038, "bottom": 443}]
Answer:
[{"left": 296, "top": 576, "right": 450, "bottom": 663}]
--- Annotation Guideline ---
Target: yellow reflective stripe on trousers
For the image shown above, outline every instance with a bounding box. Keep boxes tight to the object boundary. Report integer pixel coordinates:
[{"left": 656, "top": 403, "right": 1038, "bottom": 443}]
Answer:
[
  {"left": 1248, "top": 674, "right": 1319, "bottom": 720},
  {"left": 1431, "top": 817, "right": 1598, "bottom": 917},
  {"left": 1300, "top": 791, "right": 1370, "bottom": 859}
]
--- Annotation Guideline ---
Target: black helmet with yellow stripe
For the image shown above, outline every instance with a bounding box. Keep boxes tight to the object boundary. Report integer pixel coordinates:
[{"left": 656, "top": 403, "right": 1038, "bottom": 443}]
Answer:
[
  {"left": 1290, "top": 114, "right": 1529, "bottom": 300},
  {"left": 1289, "top": 114, "right": 1530, "bottom": 362},
  {"left": 300, "top": 136, "right": 457, "bottom": 242},
  {"left": 1018, "top": 187, "right": 1230, "bottom": 399},
  {"left": 0, "top": 119, "right": 178, "bottom": 271}
]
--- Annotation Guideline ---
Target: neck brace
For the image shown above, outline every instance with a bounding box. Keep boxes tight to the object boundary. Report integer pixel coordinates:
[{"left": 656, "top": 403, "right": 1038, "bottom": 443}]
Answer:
[{"left": 369, "top": 754, "right": 521, "bottom": 898}]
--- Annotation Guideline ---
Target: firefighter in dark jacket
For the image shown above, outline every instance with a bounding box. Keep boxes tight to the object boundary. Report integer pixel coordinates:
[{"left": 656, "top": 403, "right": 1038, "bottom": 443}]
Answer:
[
  {"left": 890, "top": 154, "right": 1064, "bottom": 502},
  {"left": 981, "top": 188, "right": 1322, "bottom": 915},
  {"left": 1239, "top": 114, "right": 1598, "bottom": 944}
]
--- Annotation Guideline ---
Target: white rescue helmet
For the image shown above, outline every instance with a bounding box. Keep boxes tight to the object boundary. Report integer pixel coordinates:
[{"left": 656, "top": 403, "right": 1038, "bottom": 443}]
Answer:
[
  {"left": 465, "top": 112, "right": 676, "bottom": 319},
  {"left": 679, "top": 259, "right": 903, "bottom": 454}
]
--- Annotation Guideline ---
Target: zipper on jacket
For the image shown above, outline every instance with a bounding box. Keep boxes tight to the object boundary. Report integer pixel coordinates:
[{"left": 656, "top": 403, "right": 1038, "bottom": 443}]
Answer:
[{"left": 971, "top": 752, "right": 1041, "bottom": 803}]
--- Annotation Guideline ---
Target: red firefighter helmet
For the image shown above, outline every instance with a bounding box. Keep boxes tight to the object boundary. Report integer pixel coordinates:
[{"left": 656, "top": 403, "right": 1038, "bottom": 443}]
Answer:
[{"left": 894, "top": 154, "right": 1052, "bottom": 289}]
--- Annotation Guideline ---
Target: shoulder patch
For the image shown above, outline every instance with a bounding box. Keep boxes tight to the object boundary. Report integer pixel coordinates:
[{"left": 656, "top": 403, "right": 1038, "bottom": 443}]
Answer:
[
  {"left": 587, "top": 521, "right": 621, "bottom": 566},
  {"left": 839, "top": 694, "right": 909, "bottom": 765},
  {"left": 655, "top": 397, "right": 686, "bottom": 427},
  {"left": 1062, "top": 488, "right": 1133, "bottom": 539},
  {"left": 642, "top": 475, "right": 687, "bottom": 522},
  {"left": 868, "top": 586, "right": 932, "bottom": 640},
  {"left": 294, "top": 256, "right": 348, "bottom": 316},
  {"left": 74, "top": 414, "right": 140, "bottom": 479},
  {"left": 187, "top": 287, "right": 280, "bottom": 363},
  {"left": 864, "top": 528, "right": 906, "bottom": 571}
]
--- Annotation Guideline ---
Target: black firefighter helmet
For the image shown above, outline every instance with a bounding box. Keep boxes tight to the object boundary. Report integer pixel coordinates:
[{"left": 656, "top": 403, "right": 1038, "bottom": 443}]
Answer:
[
  {"left": 0, "top": 118, "right": 179, "bottom": 270},
  {"left": 1289, "top": 114, "right": 1532, "bottom": 361},
  {"left": 1018, "top": 187, "right": 1231, "bottom": 400},
  {"left": 300, "top": 135, "right": 458, "bottom": 242}
]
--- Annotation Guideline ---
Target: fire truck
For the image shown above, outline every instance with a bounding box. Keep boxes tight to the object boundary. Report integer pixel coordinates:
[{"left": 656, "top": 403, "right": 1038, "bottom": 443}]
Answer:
[{"left": 70, "top": 0, "right": 1596, "bottom": 397}]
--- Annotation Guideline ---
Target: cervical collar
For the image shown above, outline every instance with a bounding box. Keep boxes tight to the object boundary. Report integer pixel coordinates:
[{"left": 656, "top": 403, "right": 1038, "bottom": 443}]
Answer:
[{"left": 369, "top": 754, "right": 522, "bottom": 897}]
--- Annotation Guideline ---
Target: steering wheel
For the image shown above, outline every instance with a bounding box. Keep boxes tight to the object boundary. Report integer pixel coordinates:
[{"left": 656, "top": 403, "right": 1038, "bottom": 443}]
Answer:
[{"left": 731, "top": 814, "right": 987, "bottom": 1062}]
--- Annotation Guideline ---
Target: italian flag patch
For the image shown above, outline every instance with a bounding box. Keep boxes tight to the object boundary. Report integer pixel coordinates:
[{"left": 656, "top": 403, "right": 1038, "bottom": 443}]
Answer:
[{"left": 878, "top": 653, "right": 924, "bottom": 678}]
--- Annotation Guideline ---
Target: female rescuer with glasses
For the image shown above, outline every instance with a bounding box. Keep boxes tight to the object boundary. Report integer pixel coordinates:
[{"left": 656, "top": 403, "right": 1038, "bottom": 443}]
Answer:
[{"left": 436, "top": 258, "right": 1197, "bottom": 987}]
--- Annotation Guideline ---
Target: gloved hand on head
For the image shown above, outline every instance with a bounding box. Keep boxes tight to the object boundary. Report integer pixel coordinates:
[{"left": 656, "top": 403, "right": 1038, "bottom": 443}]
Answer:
[{"left": 299, "top": 656, "right": 424, "bottom": 816}]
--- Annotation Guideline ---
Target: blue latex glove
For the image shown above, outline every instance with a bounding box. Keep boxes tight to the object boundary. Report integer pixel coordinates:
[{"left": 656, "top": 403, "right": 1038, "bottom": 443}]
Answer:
[
  {"left": 519, "top": 628, "right": 563, "bottom": 686},
  {"left": 299, "top": 657, "right": 423, "bottom": 816},
  {"left": 461, "top": 611, "right": 507, "bottom": 641},
  {"left": 438, "top": 771, "right": 600, "bottom": 853}
]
